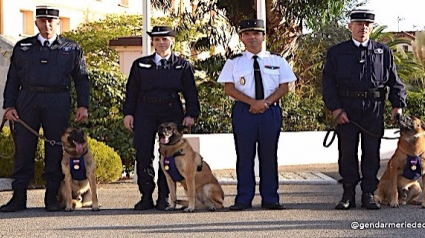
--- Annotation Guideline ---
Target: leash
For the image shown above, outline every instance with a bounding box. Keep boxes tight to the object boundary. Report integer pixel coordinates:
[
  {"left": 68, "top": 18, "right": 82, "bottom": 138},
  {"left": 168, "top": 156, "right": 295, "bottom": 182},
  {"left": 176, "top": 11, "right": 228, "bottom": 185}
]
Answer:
[
  {"left": 16, "top": 118, "right": 63, "bottom": 146},
  {"left": 1, "top": 110, "right": 62, "bottom": 150},
  {"left": 323, "top": 109, "right": 400, "bottom": 148}
]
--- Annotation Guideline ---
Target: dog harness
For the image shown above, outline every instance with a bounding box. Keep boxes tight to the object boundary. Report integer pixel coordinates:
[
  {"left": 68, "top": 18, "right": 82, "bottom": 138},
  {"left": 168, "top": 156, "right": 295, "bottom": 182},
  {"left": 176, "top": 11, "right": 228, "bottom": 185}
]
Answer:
[
  {"left": 70, "top": 156, "right": 87, "bottom": 181},
  {"left": 163, "top": 156, "right": 184, "bottom": 182},
  {"left": 402, "top": 155, "right": 423, "bottom": 180}
]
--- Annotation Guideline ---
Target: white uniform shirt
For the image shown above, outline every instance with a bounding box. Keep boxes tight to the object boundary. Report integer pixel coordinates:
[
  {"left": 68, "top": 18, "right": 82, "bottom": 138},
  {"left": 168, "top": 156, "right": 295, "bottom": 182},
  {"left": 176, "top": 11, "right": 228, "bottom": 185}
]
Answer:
[
  {"left": 217, "top": 50, "right": 297, "bottom": 99},
  {"left": 154, "top": 53, "right": 171, "bottom": 65},
  {"left": 37, "top": 34, "right": 57, "bottom": 46}
]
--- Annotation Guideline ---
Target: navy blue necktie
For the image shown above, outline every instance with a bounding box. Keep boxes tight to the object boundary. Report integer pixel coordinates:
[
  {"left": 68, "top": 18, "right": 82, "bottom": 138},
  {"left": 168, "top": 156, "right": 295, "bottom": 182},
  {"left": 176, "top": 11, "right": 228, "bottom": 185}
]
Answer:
[
  {"left": 160, "top": 59, "right": 167, "bottom": 69},
  {"left": 253, "top": 55, "right": 264, "bottom": 100},
  {"left": 358, "top": 45, "right": 366, "bottom": 64},
  {"left": 44, "top": 41, "right": 50, "bottom": 47}
]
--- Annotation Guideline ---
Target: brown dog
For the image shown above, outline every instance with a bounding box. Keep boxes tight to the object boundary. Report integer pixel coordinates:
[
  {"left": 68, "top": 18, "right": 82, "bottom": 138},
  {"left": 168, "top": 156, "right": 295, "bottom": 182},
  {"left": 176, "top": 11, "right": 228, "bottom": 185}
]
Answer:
[
  {"left": 374, "top": 115, "right": 425, "bottom": 207},
  {"left": 58, "top": 127, "right": 99, "bottom": 211},
  {"left": 158, "top": 122, "right": 224, "bottom": 212}
]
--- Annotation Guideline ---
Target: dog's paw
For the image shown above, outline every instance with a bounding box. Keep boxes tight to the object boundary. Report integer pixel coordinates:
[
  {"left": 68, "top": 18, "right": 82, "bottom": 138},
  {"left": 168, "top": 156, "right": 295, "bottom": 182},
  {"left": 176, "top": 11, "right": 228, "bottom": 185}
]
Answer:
[
  {"left": 64, "top": 207, "right": 74, "bottom": 212},
  {"left": 165, "top": 206, "right": 176, "bottom": 211},
  {"left": 91, "top": 207, "right": 100, "bottom": 211},
  {"left": 390, "top": 201, "right": 399, "bottom": 208},
  {"left": 208, "top": 206, "right": 216, "bottom": 212},
  {"left": 184, "top": 207, "right": 196, "bottom": 213}
]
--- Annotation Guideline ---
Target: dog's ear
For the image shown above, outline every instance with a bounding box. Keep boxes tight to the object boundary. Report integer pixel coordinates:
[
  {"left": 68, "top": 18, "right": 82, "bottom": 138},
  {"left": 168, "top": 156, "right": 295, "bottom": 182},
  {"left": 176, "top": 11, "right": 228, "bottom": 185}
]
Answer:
[{"left": 422, "top": 121, "right": 425, "bottom": 130}]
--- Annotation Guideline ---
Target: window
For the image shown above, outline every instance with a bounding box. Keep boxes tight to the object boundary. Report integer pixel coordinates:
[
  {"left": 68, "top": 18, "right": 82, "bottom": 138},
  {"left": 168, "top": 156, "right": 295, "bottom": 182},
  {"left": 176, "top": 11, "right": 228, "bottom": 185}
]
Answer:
[
  {"left": 21, "top": 10, "right": 34, "bottom": 35},
  {"left": 119, "top": 0, "right": 129, "bottom": 7},
  {"left": 59, "top": 17, "right": 70, "bottom": 33},
  {"left": 403, "top": 45, "right": 409, "bottom": 52}
]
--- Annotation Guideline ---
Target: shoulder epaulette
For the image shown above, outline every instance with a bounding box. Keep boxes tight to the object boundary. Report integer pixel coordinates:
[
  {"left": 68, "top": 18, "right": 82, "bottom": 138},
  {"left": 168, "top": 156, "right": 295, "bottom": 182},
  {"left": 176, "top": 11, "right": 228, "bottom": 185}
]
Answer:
[
  {"left": 270, "top": 52, "right": 282, "bottom": 57},
  {"left": 229, "top": 53, "right": 243, "bottom": 60}
]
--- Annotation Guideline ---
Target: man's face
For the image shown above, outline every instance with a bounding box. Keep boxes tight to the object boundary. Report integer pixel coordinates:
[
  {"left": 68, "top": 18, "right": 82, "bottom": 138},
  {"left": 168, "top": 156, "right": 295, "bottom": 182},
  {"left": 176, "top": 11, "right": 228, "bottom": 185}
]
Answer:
[
  {"left": 152, "top": 36, "right": 174, "bottom": 52},
  {"left": 240, "top": 31, "right": 265, "bottom": 52},
  {"left": 349, "top": 21, "right": 374, "bottom": 43},
  {"left": 35, "top": 17, "right": 60, "bottom": 39}
]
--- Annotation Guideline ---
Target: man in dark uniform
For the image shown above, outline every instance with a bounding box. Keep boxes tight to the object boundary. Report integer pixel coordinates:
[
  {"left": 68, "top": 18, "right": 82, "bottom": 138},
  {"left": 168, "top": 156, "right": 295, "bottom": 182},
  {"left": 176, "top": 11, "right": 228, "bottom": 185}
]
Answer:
[
  {"left": 1, "top": 6, "right": 90, "bottom": 212},
  {"left": 123, "top": 26, "right": 200, "bottom": 211},
  {"left": 322, "top": 9, "right": 407, "bottom": 210},
  {"left": 218, "top": 19, "right": 297, "bottom": 210}
]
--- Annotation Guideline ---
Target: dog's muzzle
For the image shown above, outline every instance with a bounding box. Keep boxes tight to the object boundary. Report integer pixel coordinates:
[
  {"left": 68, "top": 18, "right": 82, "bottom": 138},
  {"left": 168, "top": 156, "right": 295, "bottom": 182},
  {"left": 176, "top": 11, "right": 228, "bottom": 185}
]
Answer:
[{"left": 397, "top": 114, "right": 415, "bottom": 131}]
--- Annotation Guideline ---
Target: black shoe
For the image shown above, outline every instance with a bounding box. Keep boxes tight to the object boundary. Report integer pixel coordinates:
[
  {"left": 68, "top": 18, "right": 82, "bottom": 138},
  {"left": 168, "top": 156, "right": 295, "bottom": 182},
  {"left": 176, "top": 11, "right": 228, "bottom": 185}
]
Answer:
[
  {"left": 0, "top": 189, "right": 27, "bottom": 212},
  {"left": 361, "top": 192, "right": 381, "bottom": 210},
  {"left": 45, "top": 200, "right": 62, "bottom": 212},
  {"left": 335, "top": 183, "right": 356, "bottom": 210},
  {"left": 134, "top": 198, "right": 155, "bottom": 210},
  {"left": 335, "top": 199, "right": 356, "bottom": 210},
  {"left": 229, "top": 203, "right": 252, "bottom": 211},
  {"left": 155, "top": 198, "right": 169, "bottom": 210},
  {"left": 262, "top": 202, "right": 286, "bottom": 210}
]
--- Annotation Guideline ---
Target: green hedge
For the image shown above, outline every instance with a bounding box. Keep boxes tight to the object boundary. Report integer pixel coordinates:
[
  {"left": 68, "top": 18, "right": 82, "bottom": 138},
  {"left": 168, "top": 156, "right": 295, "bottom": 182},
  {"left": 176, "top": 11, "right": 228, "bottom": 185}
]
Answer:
[{"left": 0, "top": 127, "right": 122, "bottom": 186}]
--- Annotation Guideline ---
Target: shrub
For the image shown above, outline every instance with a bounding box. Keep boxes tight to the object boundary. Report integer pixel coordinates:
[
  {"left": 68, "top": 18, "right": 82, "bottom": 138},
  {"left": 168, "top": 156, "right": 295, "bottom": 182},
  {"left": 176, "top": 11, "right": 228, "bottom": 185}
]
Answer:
[{"left": 0, "top": 126, "right": 122, "bottom": 186}]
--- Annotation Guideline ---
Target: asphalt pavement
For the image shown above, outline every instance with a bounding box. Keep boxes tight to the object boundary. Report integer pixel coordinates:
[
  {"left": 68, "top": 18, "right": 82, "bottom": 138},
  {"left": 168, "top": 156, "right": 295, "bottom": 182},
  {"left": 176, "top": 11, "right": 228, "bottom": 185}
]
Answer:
[{"left": 3, "top": 160, "right": 425, "bottom": 237}]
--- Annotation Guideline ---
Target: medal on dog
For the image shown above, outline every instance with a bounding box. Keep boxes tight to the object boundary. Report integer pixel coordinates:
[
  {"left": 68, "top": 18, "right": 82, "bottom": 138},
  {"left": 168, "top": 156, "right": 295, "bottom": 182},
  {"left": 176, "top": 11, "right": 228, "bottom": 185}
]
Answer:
[
  {"left": 240, "top": 77, "right": 245, "bottom": 85},
  {"left": 73, "top": 159, "right": 80, "bottom": 170},
  {"left": 411, "top": 159, "right": 418, "bottom": 171},
  {"left": 165, "top": 165, "right": 169, "bottom": 171}
]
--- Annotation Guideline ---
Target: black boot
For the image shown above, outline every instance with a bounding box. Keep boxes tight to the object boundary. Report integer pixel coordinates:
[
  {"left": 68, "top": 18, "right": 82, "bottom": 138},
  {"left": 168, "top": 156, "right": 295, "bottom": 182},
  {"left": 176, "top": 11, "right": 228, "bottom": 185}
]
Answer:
[
  {"left": 335, "top": 183, "right": 356, "bottom": 210},
  {"left": 155, "top": 170, "right": 169, "bottom": 210},
  {"left": 361, "top": 192, "right": 381, "bottom": 210},
  {"left": 45, "top": 182, "right": 62, "bottom": 212},
  {"left": 134, "top": 196, "right": 155, "bottom": 210},
  {"left": 155, "top": 196, "right": 169, "bottom": 210},
  {"left": 0, "top": 189, "right": 27, "bottom": 212}
]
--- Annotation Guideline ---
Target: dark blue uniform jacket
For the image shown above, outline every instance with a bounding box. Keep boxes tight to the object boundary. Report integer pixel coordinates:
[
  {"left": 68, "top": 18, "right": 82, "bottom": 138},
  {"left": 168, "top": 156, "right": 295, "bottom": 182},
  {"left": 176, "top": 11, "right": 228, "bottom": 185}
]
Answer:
[
  {"left": 322, "top": 39, "right": 406, "bottom": 112},
  {"left": 3, "top": 35, "right": 89, "bottom": 109},
  {"left": 123, "top": 53, "right": 200, "bottom": 118}
]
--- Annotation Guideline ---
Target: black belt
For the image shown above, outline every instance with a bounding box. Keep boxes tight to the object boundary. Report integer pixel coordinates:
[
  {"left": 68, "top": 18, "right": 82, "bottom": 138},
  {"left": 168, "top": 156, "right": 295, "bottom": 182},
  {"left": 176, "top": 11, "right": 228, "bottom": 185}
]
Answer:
[
  {"left": 337, "top": 89, "right": 386, "bottom": 100},
  {"left": 139, "top": 96, "right": 173, "bottom": 104},
  {"left": 22, "top": 85, "right": 69, "bottom": 93},
  {"left": 235, "top": 101, "right": 279, "bottom": 106}
]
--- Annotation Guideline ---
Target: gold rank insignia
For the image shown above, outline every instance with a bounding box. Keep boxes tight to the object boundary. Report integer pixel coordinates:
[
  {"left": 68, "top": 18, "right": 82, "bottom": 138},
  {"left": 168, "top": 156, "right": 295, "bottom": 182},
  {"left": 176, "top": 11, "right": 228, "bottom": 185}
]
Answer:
[{"left": 240, "top": 77, "right": 246, "bottom": 85}]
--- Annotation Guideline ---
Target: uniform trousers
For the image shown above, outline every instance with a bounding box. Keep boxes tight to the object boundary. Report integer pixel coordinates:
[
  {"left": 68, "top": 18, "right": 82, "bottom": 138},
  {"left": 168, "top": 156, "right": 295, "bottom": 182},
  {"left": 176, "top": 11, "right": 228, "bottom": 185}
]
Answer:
[
  {"left": 231, "top": 101, "right": 282, "bottom": 205},
  {"left": 12, "top": 93, "right": 70, "bottom": 189},
  {"left": 336, "top": 99, "right": 384, "bottom": 192},
  {"left": 133, "top": 113, "right": 182, "bottom": 197}
]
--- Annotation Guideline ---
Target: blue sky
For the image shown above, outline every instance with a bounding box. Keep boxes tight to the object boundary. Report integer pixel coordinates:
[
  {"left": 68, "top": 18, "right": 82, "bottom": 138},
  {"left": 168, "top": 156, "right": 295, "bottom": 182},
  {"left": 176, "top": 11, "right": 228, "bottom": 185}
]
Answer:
[{"left": 364, "top": 0, "right": 424, "bottom": 32}]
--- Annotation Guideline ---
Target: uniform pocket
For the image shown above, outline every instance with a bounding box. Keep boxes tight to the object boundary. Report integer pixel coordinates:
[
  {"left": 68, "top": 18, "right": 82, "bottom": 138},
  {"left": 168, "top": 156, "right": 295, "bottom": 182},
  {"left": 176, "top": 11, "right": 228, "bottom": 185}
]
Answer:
[{"left": 232, "top": 70, "right": 252, "bottom": 86}]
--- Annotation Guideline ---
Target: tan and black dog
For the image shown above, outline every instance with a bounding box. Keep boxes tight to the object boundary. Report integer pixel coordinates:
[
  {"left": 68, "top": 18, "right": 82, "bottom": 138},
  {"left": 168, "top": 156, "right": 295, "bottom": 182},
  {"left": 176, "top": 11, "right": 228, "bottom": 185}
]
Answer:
[
  {"left": 58, "top": 127, "right": 99, "bottom": 211},
  {"left": 374, "top": 115, "right": 425, "bottom": 207},
  {"left": 158, "top": 122, "right": 224, "bottom": 212}
]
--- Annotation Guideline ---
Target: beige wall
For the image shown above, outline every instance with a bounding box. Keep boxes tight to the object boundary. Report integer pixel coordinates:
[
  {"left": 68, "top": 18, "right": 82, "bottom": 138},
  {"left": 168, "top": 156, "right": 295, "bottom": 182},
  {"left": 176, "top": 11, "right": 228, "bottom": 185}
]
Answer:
[
  {"left": 1, "top": 0, "right": 144, "bottom": 40},
  {"left": 0, "top": 35, "right": 15, "bottom": 117}
]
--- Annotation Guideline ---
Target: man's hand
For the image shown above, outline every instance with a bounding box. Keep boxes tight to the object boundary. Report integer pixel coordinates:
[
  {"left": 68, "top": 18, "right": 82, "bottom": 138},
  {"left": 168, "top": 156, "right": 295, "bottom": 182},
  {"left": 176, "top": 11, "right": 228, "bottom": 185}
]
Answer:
[
  {"left": 249, "top": 100, "right": 271, "bottom": 114},
  {"left": 75, "top": 107, "right": 88, "bottom": 122},
  {"left": 4, "top": 107, "right": 19, "bottom": 121},
  {"left": 390, "top": 107, "right": 402, "bottom": 124},
  {"left": 182, "top": 116, "right": 195, "bottom": 127},
  {"left": 124, "top": 115, "right": 134, "bottom": 131},
  {"left": 332, "top": 108, "right": 349, "bottom": 125}
]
